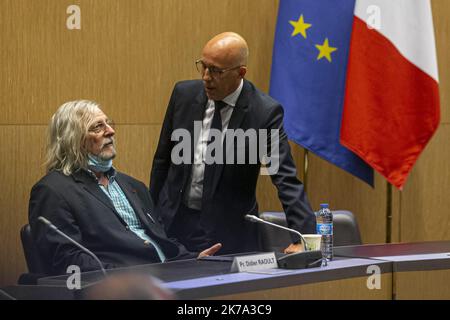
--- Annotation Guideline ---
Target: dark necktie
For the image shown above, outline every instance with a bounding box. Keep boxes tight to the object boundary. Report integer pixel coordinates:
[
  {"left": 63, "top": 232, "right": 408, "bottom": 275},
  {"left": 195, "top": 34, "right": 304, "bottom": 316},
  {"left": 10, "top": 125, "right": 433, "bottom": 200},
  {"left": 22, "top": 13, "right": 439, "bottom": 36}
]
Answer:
[
  {"left": 210, "top": 100, "right": 227, "bottom": 133},
  {"left": 203, "top": 100, "right": 227, "bottom": 200},
  {"left": 208, "top": 100, "right": 227, "bottom": 159}
]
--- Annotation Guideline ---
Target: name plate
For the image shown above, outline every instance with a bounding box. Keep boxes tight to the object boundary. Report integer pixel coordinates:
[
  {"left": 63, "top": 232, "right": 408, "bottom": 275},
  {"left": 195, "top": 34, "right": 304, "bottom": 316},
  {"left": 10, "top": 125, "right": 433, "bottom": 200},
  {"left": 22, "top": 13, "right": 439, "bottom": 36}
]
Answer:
[{"left": 230, "top": 252, "right": 278, "bottom": 272}]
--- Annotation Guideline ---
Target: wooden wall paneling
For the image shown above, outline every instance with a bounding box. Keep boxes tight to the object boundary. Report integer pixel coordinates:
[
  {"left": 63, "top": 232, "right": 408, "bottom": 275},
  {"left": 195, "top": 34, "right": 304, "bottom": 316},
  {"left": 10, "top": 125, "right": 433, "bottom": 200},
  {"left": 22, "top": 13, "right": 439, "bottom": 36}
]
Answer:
[
  {"left": 291, "top": 142, "right": 306, "bottom": 182},
  {"left": 112, "top": 124, "right": 162, "bottom": 185},
  {"left": 0, "top": 125, "right": 47, "bottom": 286},
  {"left": 0, "top": 0, "right": 279, "bottom": 125},
  {"left": 390, "top": 187, "right": 402, "bottom": 243},
  {"left": 257, "top": 176, "right": 283, "bottom": 212},
  {"left": 256, "top": 142, "right": 305, "bottom": 213},
  {"left": 212, "top": 274, "right": 392, "bottom": 300},
  {"left": 398, "top": 0, "right": 450, "bottom": 243},
  {"left": 432, "top": 0, "right": 450, "bottom": 124},
  {"left": 307, "top": 153, "right": 388, "bottom": 244},
  {"left": 394, "top": 269, "right": 450, "bottom": 300},
  {"left": 400, "top": 125, "right": 450, "bottom": 242}
]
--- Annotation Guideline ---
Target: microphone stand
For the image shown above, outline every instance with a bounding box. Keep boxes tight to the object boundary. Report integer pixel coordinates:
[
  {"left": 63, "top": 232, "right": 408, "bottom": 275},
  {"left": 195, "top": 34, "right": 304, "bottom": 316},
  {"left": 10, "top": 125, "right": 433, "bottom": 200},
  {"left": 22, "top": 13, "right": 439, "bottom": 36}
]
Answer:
[
  {"left": 245, "top": 214, "right": 322, "bottom": 269},
  {"left": 245, "top": 214, "right": 309, "bottom": 251}
]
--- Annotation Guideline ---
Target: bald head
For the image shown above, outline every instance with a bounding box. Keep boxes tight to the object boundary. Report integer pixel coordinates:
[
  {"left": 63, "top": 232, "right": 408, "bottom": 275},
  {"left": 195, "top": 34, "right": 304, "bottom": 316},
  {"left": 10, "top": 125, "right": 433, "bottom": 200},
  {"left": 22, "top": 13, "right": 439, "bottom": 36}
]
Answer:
[
  {"left": 200, "top": 32, "right": 249, "bottom": 100},
  {"left": 203, "top": 32, "right": 249, "bottom": 67}
]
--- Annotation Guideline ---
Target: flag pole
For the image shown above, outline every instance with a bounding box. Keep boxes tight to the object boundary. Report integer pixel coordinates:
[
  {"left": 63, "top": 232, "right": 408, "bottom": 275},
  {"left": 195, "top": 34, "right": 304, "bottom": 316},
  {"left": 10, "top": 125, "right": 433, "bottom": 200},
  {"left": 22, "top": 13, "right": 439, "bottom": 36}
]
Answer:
[
  {"left": 303, "top": 149, "right": 309, "bottom": 194},
  {"left": 386, "top": 182, "right": 392, "bottom": 243}
]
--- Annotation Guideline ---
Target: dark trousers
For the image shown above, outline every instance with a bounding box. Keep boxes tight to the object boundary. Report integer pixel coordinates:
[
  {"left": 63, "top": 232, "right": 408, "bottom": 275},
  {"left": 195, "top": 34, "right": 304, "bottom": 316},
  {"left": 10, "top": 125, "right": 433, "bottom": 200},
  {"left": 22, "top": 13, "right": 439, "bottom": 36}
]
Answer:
[{"left": 168, "top": 204, "right": 212, "bottom": 252}]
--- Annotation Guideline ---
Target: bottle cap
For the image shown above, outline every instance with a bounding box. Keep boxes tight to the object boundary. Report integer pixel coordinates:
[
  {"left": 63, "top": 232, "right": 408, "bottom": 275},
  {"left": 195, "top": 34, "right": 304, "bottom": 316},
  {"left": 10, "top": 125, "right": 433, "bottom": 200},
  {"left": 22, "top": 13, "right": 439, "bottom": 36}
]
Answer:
[{"left": 320, "top": 203, "right": 329, "bottom": 208}]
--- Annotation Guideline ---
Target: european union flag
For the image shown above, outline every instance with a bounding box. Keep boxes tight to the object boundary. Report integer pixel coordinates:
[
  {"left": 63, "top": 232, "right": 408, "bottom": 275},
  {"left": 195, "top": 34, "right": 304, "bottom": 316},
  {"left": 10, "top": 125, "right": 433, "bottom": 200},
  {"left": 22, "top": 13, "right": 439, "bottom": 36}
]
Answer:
[{"left": 270, "top": 0, "right": 373, "bottom": 185}]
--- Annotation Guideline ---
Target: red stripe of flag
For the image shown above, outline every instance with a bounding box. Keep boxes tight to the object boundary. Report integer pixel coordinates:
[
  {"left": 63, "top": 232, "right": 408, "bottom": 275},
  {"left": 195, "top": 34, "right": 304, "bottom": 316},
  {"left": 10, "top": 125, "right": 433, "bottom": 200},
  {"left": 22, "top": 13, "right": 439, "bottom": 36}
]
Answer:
[{"left": 341, "top": 17, "right": 440, "bottom": 189}]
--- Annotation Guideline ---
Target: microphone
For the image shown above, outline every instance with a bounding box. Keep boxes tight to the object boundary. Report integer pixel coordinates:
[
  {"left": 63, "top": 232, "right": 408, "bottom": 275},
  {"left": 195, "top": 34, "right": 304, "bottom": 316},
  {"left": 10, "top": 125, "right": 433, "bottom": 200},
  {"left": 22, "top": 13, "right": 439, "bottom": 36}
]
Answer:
[
  {"left": 38, "top": 216, "right": 107, "bottom": 277},
  {"left": 0, "top": 289, "right": 17, "bottom": 300},
  {"left": 245, "top": 214, "right": 308, "bottom": 250},
  {"left": 245, "top": 214, "right": 322, "bottom": 269}
]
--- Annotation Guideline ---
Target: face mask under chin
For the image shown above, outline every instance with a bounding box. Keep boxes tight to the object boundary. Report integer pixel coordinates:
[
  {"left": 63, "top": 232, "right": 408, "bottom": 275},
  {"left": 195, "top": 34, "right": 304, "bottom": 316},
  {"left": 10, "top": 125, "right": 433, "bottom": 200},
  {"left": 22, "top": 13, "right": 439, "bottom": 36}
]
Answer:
[{"left": 87, "top": 153, "right": 113, "bottom": 173}]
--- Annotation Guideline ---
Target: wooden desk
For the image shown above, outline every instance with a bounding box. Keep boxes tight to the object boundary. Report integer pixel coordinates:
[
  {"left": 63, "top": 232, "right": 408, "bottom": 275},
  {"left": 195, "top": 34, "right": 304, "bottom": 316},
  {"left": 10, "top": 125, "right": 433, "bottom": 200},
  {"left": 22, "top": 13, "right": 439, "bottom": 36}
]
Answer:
[
  {"left": 5, "top": 241, "right": 449, "bottom": 300},
  {"left": 335, "top": 241, "right": 450, "bottom": 299},
  {"left": 156, "top": 257, "right": 392, "bottom": 299},
  {"left": 31, "top": 256, "right": 392, "bottom": 300}
]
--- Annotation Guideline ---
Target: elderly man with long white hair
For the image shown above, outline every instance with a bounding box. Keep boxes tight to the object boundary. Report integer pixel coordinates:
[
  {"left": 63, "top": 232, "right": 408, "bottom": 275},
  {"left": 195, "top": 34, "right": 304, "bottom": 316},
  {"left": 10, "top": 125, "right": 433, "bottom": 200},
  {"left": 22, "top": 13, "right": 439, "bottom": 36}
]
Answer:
[{"left": 29, "top": 100, "right": 221, "bottom": 275}]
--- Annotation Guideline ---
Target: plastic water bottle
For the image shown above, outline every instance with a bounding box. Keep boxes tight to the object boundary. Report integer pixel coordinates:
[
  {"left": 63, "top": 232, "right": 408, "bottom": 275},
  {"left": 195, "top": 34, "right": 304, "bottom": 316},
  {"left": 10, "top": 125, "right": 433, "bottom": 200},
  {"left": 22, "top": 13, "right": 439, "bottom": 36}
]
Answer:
[{"left": 316, "top": 203, "right": 333, "bottom": 262}]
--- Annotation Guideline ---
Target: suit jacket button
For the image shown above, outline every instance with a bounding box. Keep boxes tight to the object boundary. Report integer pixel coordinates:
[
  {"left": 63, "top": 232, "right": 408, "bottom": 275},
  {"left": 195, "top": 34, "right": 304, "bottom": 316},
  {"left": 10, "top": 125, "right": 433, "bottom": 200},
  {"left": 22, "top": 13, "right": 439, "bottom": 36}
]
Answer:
[
  {"left": 125, "top": 226, "right": 130, "bottom": 230},
  {"left": 144, "top": 240, "right": 150, "bottom": 246}
]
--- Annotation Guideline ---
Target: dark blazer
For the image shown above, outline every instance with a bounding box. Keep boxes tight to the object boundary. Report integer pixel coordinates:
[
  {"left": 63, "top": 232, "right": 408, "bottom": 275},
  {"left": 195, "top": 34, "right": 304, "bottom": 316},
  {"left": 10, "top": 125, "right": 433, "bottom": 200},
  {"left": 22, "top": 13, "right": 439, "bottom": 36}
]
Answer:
[
  {"left": 150, "top": 79, "right": 316, "bottom": 254},
  {"left": 29, "top": 169, "right": 194, "bottom": 276}
]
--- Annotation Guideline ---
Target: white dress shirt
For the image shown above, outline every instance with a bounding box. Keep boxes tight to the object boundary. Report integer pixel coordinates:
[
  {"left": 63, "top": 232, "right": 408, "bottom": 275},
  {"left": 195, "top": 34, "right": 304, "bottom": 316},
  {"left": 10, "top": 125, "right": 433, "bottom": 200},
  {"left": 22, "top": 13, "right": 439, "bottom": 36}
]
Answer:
[{"left": 184, "top": 79, "right": 244, "bottom": 210}]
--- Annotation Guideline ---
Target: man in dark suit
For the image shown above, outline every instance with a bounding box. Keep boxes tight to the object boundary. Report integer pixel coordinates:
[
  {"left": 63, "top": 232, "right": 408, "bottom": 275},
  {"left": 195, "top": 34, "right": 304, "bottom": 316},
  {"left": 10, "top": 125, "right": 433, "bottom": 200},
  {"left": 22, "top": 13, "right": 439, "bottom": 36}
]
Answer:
[
  {"left": 150, "top": 32, "right": 316, "bottom": 255},
  {"left": 29, "top": 100, "right": 221, "bottom": 276}
]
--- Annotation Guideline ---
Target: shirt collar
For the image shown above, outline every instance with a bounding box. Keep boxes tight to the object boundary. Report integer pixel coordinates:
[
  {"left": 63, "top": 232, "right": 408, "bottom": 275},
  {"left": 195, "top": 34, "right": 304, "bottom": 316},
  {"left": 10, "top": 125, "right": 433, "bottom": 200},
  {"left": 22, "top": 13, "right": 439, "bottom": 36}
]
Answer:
[
  {"left": 84, "top": 166, "right": 117, "bottom": 182},
  {"left": 221, "top": 79, "right": 244, "bottom": 107}
]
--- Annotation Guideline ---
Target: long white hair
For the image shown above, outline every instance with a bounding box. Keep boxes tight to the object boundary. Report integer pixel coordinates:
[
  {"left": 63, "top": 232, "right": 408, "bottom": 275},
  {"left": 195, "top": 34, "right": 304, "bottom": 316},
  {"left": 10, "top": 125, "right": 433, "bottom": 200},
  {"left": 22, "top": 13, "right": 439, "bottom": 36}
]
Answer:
[{"left": 44, "top": 100, "right": 101, "bottom": 175}]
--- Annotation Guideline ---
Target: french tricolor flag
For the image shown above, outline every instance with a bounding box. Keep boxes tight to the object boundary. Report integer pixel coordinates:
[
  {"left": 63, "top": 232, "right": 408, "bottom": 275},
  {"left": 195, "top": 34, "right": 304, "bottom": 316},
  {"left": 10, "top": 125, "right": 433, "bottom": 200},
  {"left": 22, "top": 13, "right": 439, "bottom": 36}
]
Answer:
[{"left": 341, "top": 0, "right": 440, "bottom": 190}]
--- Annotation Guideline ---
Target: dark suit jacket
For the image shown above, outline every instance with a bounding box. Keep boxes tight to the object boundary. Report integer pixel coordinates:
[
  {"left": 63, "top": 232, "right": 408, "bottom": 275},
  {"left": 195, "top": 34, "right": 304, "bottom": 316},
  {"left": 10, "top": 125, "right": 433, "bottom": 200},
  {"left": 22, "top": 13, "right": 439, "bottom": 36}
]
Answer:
[
  {"left": 29, "top": 169, "right": 195, "bottom": 276},
  {"left": 150, "top": 79, "right": 316, "bottom": 254}
]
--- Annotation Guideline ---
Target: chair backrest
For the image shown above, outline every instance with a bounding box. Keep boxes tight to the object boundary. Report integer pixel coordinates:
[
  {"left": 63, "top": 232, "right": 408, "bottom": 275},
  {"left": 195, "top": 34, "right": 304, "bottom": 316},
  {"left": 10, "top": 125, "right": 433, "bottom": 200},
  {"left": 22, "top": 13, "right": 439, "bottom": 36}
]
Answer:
[
  {"left": 258, "top": 210, "right": 362, "bottom": 252},
  {"left": 332, "top": 210, "right": 362, "bottom": 246},
  {"left": 20, "top": 224, "right": 49, "bottom": 274},
  {"left": 258, "top": 212, "right": 292, "bottom": 253}
]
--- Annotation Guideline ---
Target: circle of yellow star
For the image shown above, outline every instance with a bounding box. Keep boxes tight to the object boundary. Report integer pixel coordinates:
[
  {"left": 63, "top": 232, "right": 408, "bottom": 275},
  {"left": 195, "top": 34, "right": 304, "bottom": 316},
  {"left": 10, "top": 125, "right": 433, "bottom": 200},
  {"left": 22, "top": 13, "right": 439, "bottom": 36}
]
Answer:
[
  {"left": 315, "top": 38, "right": 338, "bottom": 62},
  {"left": 289, "top": 14, "right": 312, "bottom": 39}
]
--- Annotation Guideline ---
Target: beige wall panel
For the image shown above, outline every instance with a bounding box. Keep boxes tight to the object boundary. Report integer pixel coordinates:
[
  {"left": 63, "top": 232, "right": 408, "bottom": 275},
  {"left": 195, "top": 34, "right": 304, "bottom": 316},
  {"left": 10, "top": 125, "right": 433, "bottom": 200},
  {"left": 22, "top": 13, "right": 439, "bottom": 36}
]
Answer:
[
  {"left": 400, "top": 125, "right": 450, "bottom": 242},
  {"left": 395, "top": 269, "right": 450, "bottom": 300},
  {"left": 213, "top": 274, "right": 392, "bottom": 300},
  {"left": 307, "top": 154, "right": 387, "bottom": 244},
  {"left": 113, "top": 124, "right": 162, "bottom": 185},
  {"left": 387, "top": 0, "right": 448, "bottom": 243},
  {"left": 0, "top": 125, "right": 47, "bottom": 286},
  {"left": 390, "top": 187, "right": 402, "bottom": 243},
  {"left": 0, "top": 0, "right": 278, "bottom": 125},
  {"left": 257, "top": 176, "right": 283, "bottom": 212},
  {"left": 291, "top": 142, "right": 306, "bottom": 182},
  {"left": 432, "top": 0, "right": 450, "bottom": 124},
  {"left": 256, "top": 142, "right": 305, "bottom": 212}
]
